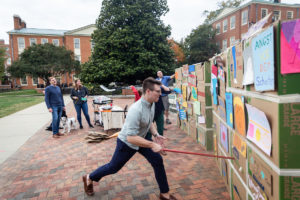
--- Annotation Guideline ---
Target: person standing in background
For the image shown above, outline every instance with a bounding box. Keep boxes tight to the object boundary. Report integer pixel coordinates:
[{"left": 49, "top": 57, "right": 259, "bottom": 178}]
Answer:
[
  {"left": 45, "top": 77, "right": 65, "bottom": 138},
  {"left": 70, "top": 79, "right": 94, "bottom": 129},
  {"left": 156, "top": 71, "right": 175, "bottom": 125}
]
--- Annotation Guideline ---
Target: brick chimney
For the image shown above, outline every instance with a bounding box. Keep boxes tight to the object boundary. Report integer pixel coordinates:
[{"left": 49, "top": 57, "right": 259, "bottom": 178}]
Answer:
[
  {"left": 13, "top": 15, "right": 23, "bottom": 30},
  {"left": 21, "top": 20, "right": 26, "bottom": 28}
]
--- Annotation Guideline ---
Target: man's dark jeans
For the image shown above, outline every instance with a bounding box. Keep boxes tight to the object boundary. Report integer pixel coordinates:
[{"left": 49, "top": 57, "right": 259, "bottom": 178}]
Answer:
[{"left": 89, "top": 138, "right": 170, "bottom": 193}]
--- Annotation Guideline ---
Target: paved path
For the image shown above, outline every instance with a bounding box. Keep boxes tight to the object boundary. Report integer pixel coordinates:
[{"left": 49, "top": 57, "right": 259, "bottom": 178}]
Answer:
[
  {"left": 0, "top": 97, "right": 230, "bottom": 200},
  {"left": 0, "top": 96, "right": 72, "bottom": 164}
]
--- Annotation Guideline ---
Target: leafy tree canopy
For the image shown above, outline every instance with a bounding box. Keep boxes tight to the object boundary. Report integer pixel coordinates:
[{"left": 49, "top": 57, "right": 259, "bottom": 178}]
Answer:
[
  {"left": 81, "top": 0, "right": 175, "bottom": 85},
  {"left": 168, "top": 39, "right": 185, "bottom": 66},
  {"left": 203, "top": 0, "right": 244, "bottom": 24},
  {"left": 7, "top": 43, "right": 80, "bottom": 84},
  {"left": 183, "top": 24, "right": 219, "bottom": 64},
  {"left": 0, "top": 47, "right": 6, "bottom": 80}
]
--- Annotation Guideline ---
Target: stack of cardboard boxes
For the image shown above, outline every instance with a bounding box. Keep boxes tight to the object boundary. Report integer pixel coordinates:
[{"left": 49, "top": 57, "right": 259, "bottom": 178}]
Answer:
[
  {"left": 175, "top": 62, "right": 213, "bottom": 150},
  {"left": 209, "top": 20, "right": 300, "bottom": 200}
]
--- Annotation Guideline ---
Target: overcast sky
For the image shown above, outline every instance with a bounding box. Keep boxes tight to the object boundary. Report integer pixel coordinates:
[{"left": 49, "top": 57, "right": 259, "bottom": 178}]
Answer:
[{"left": 0, "top": 0, "right": 299, "bottom": 44}]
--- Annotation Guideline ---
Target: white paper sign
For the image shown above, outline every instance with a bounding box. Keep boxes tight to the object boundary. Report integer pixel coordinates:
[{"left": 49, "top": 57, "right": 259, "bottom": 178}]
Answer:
[{"left": 246, "top": 104, "right": 272, "bottom": 156}]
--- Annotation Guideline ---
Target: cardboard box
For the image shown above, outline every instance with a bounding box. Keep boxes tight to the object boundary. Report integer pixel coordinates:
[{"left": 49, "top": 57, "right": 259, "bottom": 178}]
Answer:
[
  {"left": 187, "top": 101, "right": 193, "bottom": 116},
  {"left": 248, "top": 97, "right": 300, "bottom": 168},
  {"left": 197, "top": 82, "right": 212, "bottom": 106},
  {"left": 248, "top": 146, "right": 300, "bottom": 200},
  {"left": 231, "top": 169, "right": 247, "bottom": 200},
  {"left": 188, "top": 117, "right": 197, "bottom": 141},
  {"left": 195, "top": 63, "right": 204, "bottom": 81},
  {"left": 218, "top": 96, "right": 226, "bottom": 122},
  {"left": 218, "top": 147, "right": 230, "bottom": 188},
  {"left": 180, "top": 120, "right": 189, "bottom": 134},
  {"left": 231, "top": 138, "right": 247, "bottom": 182},
  {"left": 175, "top": 67, "right": 182, "bottom": 81},
  {"left": 197, "top": 124, "right": 213, "bottom": 150}
]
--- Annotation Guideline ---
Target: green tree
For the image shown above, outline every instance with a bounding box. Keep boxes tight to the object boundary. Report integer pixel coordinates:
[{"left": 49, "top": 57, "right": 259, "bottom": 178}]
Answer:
[
  {"left": 0, "top": 47, "right": 6, "bottom": 81},
  {"left": 7, "top": 43, "right": 80, "bottom": 85},
  {"left": 183, "top": 24, "right": 219, "bottom": 64},
  {"left": 81, "top": 0, "right": 175, "bottom": 85},
  {"left": 203, "top": 0, "right": 244, "bottom": 24}
]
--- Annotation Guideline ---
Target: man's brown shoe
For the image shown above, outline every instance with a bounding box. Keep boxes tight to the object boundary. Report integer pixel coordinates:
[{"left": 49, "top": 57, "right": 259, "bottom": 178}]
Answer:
[
  {"left": 160, "top": 194, "right": 177, "bottom": 200},
  {"left": 57, "top": 133, "right": 65, "bottom": 136},
  {"left": 82, "top": 175, "right": 94, "bottom": 196},
  {"left": 52, "top": 134, "right": 60, "bottom": 138}
]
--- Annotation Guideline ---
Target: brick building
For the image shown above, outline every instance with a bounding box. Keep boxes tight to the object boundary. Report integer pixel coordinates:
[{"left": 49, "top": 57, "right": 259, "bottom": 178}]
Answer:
[
  {"left": 7, "top": 15, "right": 96, "bottom": 89},
  {"left": 211, "top": 0, "right": 300, "bottom": 51}
]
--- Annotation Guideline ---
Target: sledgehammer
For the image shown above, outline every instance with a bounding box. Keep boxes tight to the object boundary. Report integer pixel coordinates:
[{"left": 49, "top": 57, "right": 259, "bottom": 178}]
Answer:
[{"left": 162, "top": 148, "right": 235, "bottom": 160}]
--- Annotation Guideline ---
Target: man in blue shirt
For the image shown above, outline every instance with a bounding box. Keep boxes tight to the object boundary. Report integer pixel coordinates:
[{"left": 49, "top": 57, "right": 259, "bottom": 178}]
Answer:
[
  {"left": 45, "top": 77, "right": 65, "bottom": 138},
  {"left": 156, "top": 71, "right": 175, "bottom": 125}
]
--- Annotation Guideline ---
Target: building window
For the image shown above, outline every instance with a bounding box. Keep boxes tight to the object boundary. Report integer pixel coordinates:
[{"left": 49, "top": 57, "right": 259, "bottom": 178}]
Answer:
[
  {"left": 230, "top": 36, "right": 235, "bottom": 46},
  {"left": 30, "top": 38, "right": 37, "bottom": 46},
  {"left": 287, "top": 11, "right": 293, "bottom": 20},
  {"left": 52, "top": 39, "right": 59, "bottom": 46},
  {"left": 32, "top": 76, "right": 38, "bottom": 85},
  {"left": 242, "top": 10, "right": 248, "bottom": 25},
  {"left": 21, "top": 76, "right": 27, "bottom": 85},
  {"left": 75, "top": 55, "right": 81, "bottom": 62},
  {"left": 223, "top": 20, "right": 228, "bottom": 33},
  {"left": 74, "top": 38, "right": 80, "bottom": 49},
  {"left": 216, "top": 23, "right": 220, "bottom": 35},
  {"left": 41, "top": 38, "right": 48, "bottom": 44},
  {"left": 230, "top": 16, "right": 235, "bottom": 30},
  {"left": 261, "top": 8, "right": 268, "bottom": 19},
  {"left": 91, "top": 40, "right": 95, "bottom": 52},
  {"left": 55, "top": 76, "right": 61, "bottom": 85},
  {"left": 72, "top": 74, "right": 78, "bottom": 82},
  {"left": 273, "top": 10, "right": 281, "bottom": 21},
  {"left": 222, "top": 39, "right": 227, "bottom": 51},
  {"left": 6, "top": 57, "right": 11, "bottom": 65},
  {"left": 17, "top": 37, "right": 25, "bottom": 54}
]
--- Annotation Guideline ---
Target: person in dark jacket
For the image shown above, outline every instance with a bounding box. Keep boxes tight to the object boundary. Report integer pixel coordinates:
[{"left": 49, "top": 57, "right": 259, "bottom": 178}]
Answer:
[
  {"left": 70, "top": 79, "right": 93, "bottom": 129},
  {"left": 45, "top": 77, "right": 65, "bottom": 138}
]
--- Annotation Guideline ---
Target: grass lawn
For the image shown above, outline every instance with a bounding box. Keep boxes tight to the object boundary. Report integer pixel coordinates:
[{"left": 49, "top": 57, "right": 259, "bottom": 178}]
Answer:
[{"left": 0, "top": 90, "right": 44, "bottom": 118}]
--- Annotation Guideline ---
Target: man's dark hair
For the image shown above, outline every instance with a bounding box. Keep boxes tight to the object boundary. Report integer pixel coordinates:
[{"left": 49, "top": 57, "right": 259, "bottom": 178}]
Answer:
[{"left": 142, "top": 77, "right": 161, "bottom": 94}]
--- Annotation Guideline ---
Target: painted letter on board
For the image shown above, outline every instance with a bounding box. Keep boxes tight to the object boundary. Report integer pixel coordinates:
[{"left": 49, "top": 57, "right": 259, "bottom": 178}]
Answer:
[{"left": 251, "top": 26, "right": 275, "bottom": 91}]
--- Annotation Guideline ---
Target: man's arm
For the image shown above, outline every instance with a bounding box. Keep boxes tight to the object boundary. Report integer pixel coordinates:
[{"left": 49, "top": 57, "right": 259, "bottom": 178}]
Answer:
[
  {"left": 170, "top": 74, "right": 175, "bottom": 79},
  {"left": 127, "top": 135, "right": 162, "bottom": 152}
]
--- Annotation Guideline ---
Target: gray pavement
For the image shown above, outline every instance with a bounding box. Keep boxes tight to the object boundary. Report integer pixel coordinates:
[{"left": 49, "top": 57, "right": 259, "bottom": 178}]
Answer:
[{"left": 0, "top": 96, "right": 71, "bottom": 164}]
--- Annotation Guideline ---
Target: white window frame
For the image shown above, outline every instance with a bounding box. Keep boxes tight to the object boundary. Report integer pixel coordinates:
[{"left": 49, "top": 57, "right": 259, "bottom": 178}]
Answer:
[
  {"left": 41, "top": 38, "right": 48, "bottom": 44},
  {"left": 287, "top": 11, "right": 293, "bottom": 20},
  {"left": 55, "top": 76, "right": 61, "bottom": 85},
  {"left": 29, "top": 38, "right": 37, "bottom": 46},
  {"left": 52, "top": 39, "right": 59, "bottom": 46},
  {"left": 242, "top": 10, "right": 248, "bottom": 26},
  {"left": 261, "top": 8, "right": 268, "bottom": 19},
  {"left": 223, "top": 19, "right": 228, "bottom": 33},
  {"left": 6, "top": 58, "right": 11, "bottom": 65},
  {"left": 222, "top": 39, "right": 227, "bottom": 51},
  {"left": 75, "top": 55, "right": 81, "bottom": 62},
  {"left": 216, "top": 23, "right": 221, "bottom": 35},
  {"left": 17, "top": 37, "right": 25, "bottom": 54},
  {"left": 273, "top": 10, "right": 281, "bottom": 21},
  {"left": 230, "top": 16, "right": 236, "bottom": 30},
  {"left": 74, "top": 38, "right": 80, "bottom": 49},
  {"left": 72, "top": 74, "right": 78, "bottom": 82},
  {"left": 21, "top": 76, "right": 28, "bottom": 85},
  {"left": 32, "top": 76, "right": 38, "bottom": 85},
  {"left": 91, "top": 40, "right": 95, "bottom": 52}
]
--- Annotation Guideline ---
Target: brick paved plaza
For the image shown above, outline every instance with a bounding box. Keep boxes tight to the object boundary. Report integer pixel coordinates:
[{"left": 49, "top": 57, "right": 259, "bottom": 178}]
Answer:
[{"left": 0, "top": 98, "right": 230, "bottom": 200}]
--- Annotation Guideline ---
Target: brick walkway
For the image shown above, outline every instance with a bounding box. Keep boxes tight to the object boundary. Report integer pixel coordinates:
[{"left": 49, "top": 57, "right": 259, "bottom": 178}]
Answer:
[{"left": 0, "top": 98, "right": 230, "bottom": 200}]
